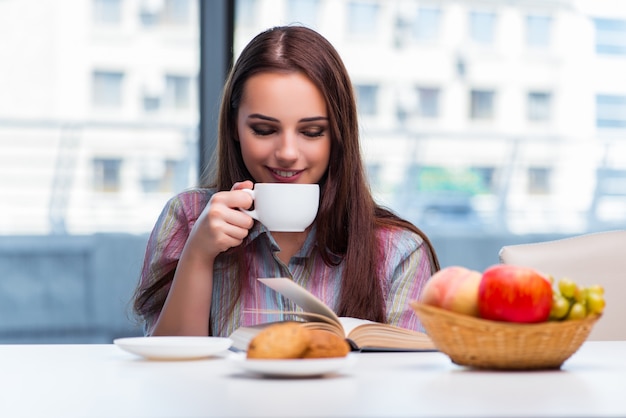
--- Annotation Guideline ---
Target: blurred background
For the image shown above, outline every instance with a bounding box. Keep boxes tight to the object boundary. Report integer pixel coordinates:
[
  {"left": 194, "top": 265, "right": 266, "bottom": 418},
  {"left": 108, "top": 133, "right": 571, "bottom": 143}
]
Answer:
[{"left": 1, "top": 0, "right": 625, "bottom": 343}]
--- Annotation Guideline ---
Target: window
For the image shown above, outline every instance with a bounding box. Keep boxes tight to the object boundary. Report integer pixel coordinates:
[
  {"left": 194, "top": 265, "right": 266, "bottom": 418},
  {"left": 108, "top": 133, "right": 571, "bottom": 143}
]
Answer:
[
  {"left": 596, "top": 95, "right": 626, "bottom": 128},
  {"left": 594, "top": 18, "right": 626, "bottom": 55},
  {"left": 595, "top": 169, "right": 626, "bottom": 196},
  {"left": 164, "top": 75, "right": 191, "bottom": 110},
  {"left": 354, "top": 84, "right": 378, "bottom": 116},
  {"left": 93, "top": 158, "right": 122, "bottom": 193},
  {"left": 93, "top": 0, "right": 122, "bottom": 25},
  {"left": 417, "top": 87, "right": 440, "bottom": 118},
  {"left": 469, "top": 11, "right": 496, "bottom": 45},
  {"left": 526, "top": 15, "right": 552, "bottom": 48},
  {"left": 162, "top": 0, "right": 191, "bottom": 25},
  {"left": 0, "top": 0, "right": 199, "bottom": 344},
  {"left": 528, "top": 167, "right": 551, "bottom": 195},
  {"left": 140, "top": 2, "right": 158, "bottom": 27},
  {"left": 347, "top": 1, "right": 379, "bottom": 36},
  {"left": 141, "top": 159, "right": 179, "bottom": 193},
  {"left": 140, "top": 0, "right": 192, "bottom": 27},
  {"left": 470, "top": 90, "right": 495, "bottom": 120},
  {"left": 143, "top": 96, "right": 161, "bottom": 112},
  {"left": 472, "top": 166, "right": 497, "bottom": 193},
  {"left": 527, "top": 91, "right": 552, "bottom": 121},
  {"left": 413, "top": 7, "right": 441, "bottom": 42},
  {"left": 236, "top": 0, "right": 257, "bottom": 27},
  {"left": 592, "top": 169, "right": 626, "bottom": 226},
  {"left": 92, "top": 71, "right": 124, "bottom": 108},
  {"left": 5, "top": 0, "right": 626, "bottom": 345},
  {"left": 286, "top": 0, "right": 319, "bottom": 28},
  {"left": 366, "top": 163, "right": 382, "bottom": 189}
]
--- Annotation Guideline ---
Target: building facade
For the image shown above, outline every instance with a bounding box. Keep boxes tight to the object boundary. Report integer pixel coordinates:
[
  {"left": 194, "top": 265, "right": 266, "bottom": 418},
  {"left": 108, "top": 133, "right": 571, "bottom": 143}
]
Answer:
[{"left": 1, "top": 0, "right": 626, "bottom": 236}]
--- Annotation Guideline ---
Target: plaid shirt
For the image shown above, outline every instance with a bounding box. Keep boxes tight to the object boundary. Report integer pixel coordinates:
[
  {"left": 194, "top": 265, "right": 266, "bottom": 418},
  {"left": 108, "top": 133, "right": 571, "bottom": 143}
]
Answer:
[{"left": 138, "top": 188, "right": 435, "bottom": 337}]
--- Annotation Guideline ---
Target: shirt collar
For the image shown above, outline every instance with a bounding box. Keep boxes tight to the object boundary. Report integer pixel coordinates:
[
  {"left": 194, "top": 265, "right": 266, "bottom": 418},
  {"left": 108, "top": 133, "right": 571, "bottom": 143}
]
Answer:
[{"left": 242, "top": 221, "right": 318, "bottom": 259}]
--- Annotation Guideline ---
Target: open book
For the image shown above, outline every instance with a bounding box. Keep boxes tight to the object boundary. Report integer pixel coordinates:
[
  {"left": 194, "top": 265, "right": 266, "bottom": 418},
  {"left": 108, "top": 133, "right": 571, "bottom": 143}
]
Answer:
[{"left": 229, "top": 278, "right": 436, "bottom": 352}]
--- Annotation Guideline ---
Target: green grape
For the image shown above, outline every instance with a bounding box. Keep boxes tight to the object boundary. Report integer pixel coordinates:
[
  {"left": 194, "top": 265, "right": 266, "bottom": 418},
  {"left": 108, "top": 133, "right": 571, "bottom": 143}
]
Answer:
[
  {"left": 587, "top": 284, "right": 605, "bottom": 296},
  {"left": 549, "top": 293, "right": 571, "bottom": 320},
  {"left": 585, "top": 290, "right": 606, "bottom": 315},
  {"left": 558, "top": 278, "right": 578, "bottom": 299},
  {"left": 567, "top": 302, "right": 587, "bottom": 320},
  {"left": 573, "top": 286, "right": 586, "bottom": 303}
]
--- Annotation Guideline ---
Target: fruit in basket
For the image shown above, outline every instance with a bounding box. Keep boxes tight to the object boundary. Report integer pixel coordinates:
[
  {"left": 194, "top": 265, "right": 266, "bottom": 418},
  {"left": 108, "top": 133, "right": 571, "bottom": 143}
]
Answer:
[
  {"left": 420, "top": 266, "right": 482, "bottom": 316},
  {"left": 549, "top": 277, "right": 605, "bottom": 321},
  {"left": 478, "top": 265, "right": 553, "bottom": 323},
  {"left": 585, "top": 288, "right": 606, "bottom": 315},
  {"left": 549, "top": 292, "right": 571, "bottom": 320}
]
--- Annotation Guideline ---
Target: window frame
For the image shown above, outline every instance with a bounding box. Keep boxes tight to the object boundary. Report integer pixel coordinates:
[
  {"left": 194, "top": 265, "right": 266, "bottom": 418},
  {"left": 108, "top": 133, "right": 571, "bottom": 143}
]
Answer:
[{"left": 199, "top": 1, "right": 234, "bottom": 176}]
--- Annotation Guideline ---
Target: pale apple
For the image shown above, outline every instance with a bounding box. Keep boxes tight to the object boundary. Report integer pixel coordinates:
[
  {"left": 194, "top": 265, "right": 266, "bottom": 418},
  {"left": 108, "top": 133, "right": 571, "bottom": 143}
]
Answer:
[
  {"left": 478, "top": 264, "right": 553, "bottom": 323},
  {"left": 420, "top": 266, "right": 482, "bottom": 317}
]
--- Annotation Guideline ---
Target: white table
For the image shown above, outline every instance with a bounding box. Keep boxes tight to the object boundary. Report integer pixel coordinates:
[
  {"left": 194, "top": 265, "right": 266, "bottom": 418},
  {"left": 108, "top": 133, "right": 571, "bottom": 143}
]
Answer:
[{"left": 1, "top": 341, "right": 625, "bottom": 417}]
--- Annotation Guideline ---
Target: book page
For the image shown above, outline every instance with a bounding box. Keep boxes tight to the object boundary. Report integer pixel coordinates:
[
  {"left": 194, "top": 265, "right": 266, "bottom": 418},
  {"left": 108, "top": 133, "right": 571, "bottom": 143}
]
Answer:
[
  {"left": 249, "top": 278, "right": 435, "bottom": 351},
  {"left": 257, "top": 278, "right": 342, "bottom": 327},
  {"left": 242, "top": 309, "right": 341, "bottom": 329},
  {"left": 338, "top": 317, "right": 376, "bottom": 336}
]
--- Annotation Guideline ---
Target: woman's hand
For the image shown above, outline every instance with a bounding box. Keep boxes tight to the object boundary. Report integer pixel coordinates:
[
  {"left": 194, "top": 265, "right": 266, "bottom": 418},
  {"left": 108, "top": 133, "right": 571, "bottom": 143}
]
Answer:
[
  {"left": 151, "top": 180, "right": 255, "bottom": 336},
  {"left": 186, "top": 180, "right": 255, "bottom": 263}
]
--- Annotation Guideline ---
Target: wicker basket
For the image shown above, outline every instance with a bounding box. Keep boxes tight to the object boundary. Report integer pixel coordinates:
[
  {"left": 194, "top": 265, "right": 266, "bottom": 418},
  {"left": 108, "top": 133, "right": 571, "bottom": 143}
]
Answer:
[{"left": 410, "top": 301, "right": 600, "bottom": 370}]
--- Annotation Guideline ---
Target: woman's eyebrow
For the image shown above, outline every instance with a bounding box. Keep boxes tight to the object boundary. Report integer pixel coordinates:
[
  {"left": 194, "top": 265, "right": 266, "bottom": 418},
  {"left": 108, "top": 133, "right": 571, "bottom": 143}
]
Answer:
[
  {"left": 248, "top": 113, "right": 278, "bottom": 122},
  {"left": 300, "top": 116, "right": 329, "bottom": 122},
  {"left": 247, "top": 114, "right": 329, "bottom": 123}
]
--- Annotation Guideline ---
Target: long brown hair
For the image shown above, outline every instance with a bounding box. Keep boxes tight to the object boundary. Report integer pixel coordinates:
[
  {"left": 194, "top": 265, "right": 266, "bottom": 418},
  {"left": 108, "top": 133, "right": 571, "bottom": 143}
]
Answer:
[{"left": 203, "top": 26, "right": 439, "bottom": 322}]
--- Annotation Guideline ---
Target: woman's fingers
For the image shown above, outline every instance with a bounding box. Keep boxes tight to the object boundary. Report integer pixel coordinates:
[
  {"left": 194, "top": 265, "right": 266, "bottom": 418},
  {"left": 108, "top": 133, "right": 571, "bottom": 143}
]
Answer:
[
  {"left": 231, "top": 180, "right": 254, "bottom": 191},
  {"left": 191, "top": 184, "right": 256, "bottom": 257}
]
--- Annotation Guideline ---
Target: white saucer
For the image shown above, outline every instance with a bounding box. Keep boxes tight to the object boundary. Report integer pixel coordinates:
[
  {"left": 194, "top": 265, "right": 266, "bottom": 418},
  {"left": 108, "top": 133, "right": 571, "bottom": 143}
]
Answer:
[
  {"left": 230, "top": 353, "right": 357, "bottom": 377},
  {"left": 114, "top": 336, "right": 233, "bottom": 360}
]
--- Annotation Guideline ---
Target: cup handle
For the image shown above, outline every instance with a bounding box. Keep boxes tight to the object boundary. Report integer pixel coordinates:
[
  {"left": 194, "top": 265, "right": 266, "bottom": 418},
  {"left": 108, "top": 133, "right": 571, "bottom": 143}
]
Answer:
[{"left": 239, "top": 189, "right": 259, "bottom": 220}]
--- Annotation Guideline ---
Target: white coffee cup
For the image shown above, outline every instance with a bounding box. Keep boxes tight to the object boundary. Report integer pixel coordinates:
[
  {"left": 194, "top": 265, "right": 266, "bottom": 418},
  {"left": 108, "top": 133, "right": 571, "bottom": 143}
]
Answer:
[{"left": 240, "top": 183, "right": 320, "bottom": 232}]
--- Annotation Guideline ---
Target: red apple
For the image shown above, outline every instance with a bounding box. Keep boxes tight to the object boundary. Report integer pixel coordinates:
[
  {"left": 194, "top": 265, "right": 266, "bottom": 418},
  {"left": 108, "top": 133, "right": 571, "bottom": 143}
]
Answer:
[
  {"left": 478, "top": 264, "right": 553, "bottom": 323},
  {"left": 420, "top": 266, "right": 482, "bottom": 317}
]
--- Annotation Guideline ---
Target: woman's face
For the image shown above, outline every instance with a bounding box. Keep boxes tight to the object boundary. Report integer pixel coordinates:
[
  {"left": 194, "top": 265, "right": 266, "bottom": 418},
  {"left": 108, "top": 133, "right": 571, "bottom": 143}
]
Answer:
[{"left": 237, "top": 71, "right": 331, "bottom": 185}]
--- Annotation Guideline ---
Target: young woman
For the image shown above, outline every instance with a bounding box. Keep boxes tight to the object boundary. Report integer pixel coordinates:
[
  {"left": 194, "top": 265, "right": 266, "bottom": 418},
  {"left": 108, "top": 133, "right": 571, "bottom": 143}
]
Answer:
[{"left": 133, "top": 25, "right": 440, "bottom": 338}]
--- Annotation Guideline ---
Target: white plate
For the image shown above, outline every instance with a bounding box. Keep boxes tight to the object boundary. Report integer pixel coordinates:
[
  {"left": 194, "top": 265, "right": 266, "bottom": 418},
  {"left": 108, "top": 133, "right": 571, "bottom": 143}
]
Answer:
[
  {"left": 230, "top": 353, "right": 357, "bottom": 377},
  {"left": 114, "top": 336, "right": 233, "bottom": 360}
]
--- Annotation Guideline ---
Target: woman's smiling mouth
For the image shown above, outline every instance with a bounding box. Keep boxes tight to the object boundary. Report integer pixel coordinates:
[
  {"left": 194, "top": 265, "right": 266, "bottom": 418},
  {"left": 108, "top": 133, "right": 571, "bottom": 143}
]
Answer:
[{"left": 269, "top": 168, "right": 302, "bottom": 180}]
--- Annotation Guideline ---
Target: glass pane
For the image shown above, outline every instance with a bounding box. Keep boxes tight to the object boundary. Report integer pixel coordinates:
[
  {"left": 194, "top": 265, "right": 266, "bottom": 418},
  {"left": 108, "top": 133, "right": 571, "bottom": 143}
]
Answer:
[
  {"left": 92, "top": 71, "right": 124, "bottom": 107},
  {"left": 469, "top": 11, "right": 496, "bottom": 45},
  {"left": 528, "top": 167, "right": 551, "bottom": 195},
  {"left": 354, "top": 84, "right": 379, "bottom": 115},
  {"left": 286, "top": 0, "right": 319, "bottom": 28},
  {"left": 596, "top": 94, "right": 626, "bottom": 127},
  {"left": 0, "top": 0, "right": 200, "bottom": 342},
  {"left": 233, "top": 0, "right": 626, "bottom": 269},
  {"left": 526, "top": 15, "right": 552, "bottom": 48},
  {"left": 93, "top": 0, "right": 122, "bottom": 25},
  {"left": 417, "top": 87, "right": 440, "bottom": 118},
  {"left": 528, "top": 91, "right": 552, "bottom": 121},
  {"left": 347, "top": 1, "right": 379, "bottom": 36},
  {"left": 413, "top": 7, "right": 441, "bottom": 41},
  {"left": 595, "top": 18, "right": 626, "bottom": 55},
  {"left": 470, "top": 90, "right": 495, "bottom": 119}
]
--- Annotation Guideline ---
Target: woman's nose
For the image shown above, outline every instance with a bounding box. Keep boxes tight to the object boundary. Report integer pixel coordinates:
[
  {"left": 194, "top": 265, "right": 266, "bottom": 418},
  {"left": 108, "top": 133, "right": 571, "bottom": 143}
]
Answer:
[{"left": 275, "top": 132, "right": 299, "bottom": 163}]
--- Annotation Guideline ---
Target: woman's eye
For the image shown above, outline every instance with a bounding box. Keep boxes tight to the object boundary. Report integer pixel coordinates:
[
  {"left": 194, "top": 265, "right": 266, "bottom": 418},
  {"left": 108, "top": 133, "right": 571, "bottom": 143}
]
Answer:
[
  {"left": 251, "top": 125, "right": 275, "bottom": 136},
  {"left": 302, "top": 128, "right": 325, "bottom": 138}
]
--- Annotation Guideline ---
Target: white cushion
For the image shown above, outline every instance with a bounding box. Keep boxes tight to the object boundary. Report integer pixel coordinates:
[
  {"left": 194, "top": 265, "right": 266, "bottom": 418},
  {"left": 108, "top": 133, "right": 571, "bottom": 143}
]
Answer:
[{"left": 499, "top": 230, "right": 626, "bottom": 341}]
